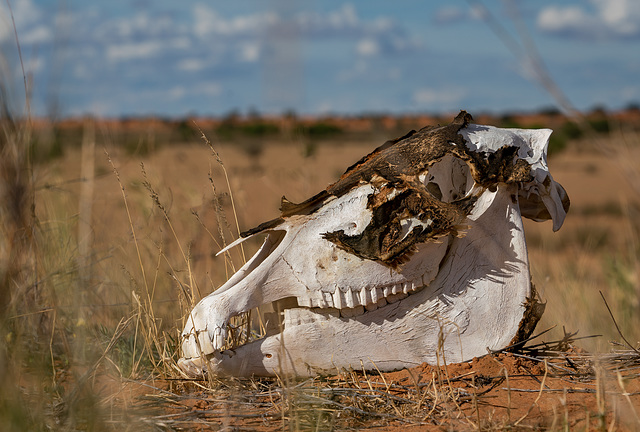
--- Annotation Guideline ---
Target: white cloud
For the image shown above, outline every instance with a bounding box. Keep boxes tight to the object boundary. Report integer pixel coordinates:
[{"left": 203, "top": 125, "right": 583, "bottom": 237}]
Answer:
[
  {"left": 15, "top": 56, "right": 44, "bottom": 76},
  {"left": 314, "top": 101, "right": 336, "bottom": 114},
  {"left": 356, "top": 38, "right": 379, "bottom": 56},
  {"left": 433, "top": 5, "right": 484, "bottom": 24},
  {"left": 106, "top": 37, "right": 190, "bottom": 63},
  {"left": 0, "top": 14, "right": 13, "bottom": 43},
  {"left": 106, "top": 41, "right": 164, "bottom": 62},
  {"left": 537, "top": 0, "right": 640, "bottom": 39},
  {"left": 337, "top": 59, "right": 403, "bottom": 83},
  {"left": 297, "top": 4, "right": 399, "bottom": 41},
  {"left": 325, "top": 3, "right": 358, "bottom": 29},
  {"left": 296, "top": 3, "right": 359, "bottom": 35},
  {"left": 10, "top": 0, "right": 43, "bottom": 28},
  {"left": 193, "top": 4, "right": 275, "bottom": 39},
  {"left": 239, "top": 42, "right": 260, "bottom": 62},
  {"left": 593, "top": 0, "right": 640, "bottom": 36},
  {"left": 168, "top": 86, "right": 186, "bottom": 100},
  {"left": 73, "top": 63, "right": 89, "bottom": 79},
  {"left": 537, "top": 5, "right": 600, "bottom": 36},
  {"left": 193, "top": 4, "right": 219, "bottom": 39},
  {"left": 172, "top": 37, "right": 191, "bottom": 50},
  {"left": 95, "top": 12, "right": 179, "bottom": 40},
  {"left": 189, "top": 4, "right": 423, "bottom": 63},
  {"left": 85, "top": 100, "right": 114, "bottom": 117},
  {"left": 413, "top": 88, "right": 465, "bottom": 107},
  {"left": 434, "top": 6, "right": 467, "bottom": 24},
  {"left": 0, "top": 0, "right": 49, "bottom": 43},
  {"left": 178, "top": 58, "right": 207, "bottom": 72},
  {"left": 200, "top": 82, "right": 221, "bottom": 96},
  {"left": 20, "top": 25, "right": 52, "bottom": 44}
]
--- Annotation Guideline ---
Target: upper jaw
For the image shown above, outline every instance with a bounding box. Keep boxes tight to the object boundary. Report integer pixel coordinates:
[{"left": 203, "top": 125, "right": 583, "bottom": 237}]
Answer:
[{"left": 179, "top": 190, "right": 453, "bottom": 362}]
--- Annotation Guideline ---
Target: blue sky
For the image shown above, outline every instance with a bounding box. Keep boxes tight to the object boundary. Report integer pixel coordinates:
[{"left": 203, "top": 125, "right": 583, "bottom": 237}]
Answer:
[{"left": 1, "top": 0, "right": 639, "bottom": 117}]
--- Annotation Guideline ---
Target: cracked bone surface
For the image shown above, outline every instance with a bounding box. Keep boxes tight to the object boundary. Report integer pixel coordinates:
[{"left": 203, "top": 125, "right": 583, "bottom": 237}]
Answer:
[{"left": 179, "top": 111, "right": 570, "bottom": 377}]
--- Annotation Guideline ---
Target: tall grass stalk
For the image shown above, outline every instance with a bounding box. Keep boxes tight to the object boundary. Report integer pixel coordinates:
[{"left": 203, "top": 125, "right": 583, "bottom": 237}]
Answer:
[{"left": 197, "top": 124, "right": 247, "bottom": 264}]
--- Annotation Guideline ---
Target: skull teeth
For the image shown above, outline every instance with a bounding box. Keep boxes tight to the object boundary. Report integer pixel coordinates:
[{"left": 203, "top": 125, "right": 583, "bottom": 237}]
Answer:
[
  {"left": 372, "top": 287, "right": 382, "bottom": 303},
  {"left": 360, "top": 287, "right": 370, "bottom": 305},
  {"left": 295, "top": 277, "right": 427, "bottom": 321},
  {"left": 298, "top": 296, "right": 312, "bottom": 308},
  {"left": 403, "top": 282, "right": 412, "bottom": 294}
]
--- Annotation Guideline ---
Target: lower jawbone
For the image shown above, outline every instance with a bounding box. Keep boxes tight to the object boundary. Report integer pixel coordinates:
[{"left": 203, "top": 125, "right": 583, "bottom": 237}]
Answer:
[{"left": 178, "top": 113, "right": 568, "bottom": 378}]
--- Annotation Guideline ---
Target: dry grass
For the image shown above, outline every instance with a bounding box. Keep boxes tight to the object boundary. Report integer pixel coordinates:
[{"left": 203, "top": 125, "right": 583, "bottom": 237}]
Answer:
[
  {"left": 1, "top": 105, "right": 640, "bottom": 430},
  {"left": 71, "top": 336, "right": 640, "bottom": 431}
]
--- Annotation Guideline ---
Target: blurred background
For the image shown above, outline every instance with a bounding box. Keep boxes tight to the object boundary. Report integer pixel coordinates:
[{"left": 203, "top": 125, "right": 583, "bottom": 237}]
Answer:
[
  {"left": 1, "top": 1, "right": 639, "bottom": 430},
  {"left": 1, "top": 0, "right": 639, "bottom": 118}
]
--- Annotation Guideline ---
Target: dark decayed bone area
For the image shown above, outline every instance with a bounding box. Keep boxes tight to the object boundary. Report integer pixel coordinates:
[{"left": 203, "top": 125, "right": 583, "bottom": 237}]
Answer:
[{"left": 242, "top": 111, "right": 533, "bottom": 268}]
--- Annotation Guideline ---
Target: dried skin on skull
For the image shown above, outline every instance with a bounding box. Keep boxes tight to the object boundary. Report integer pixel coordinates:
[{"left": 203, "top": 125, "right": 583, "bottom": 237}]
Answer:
[{"left": 179, "top": 111, "right": 570, "bottom": 377}]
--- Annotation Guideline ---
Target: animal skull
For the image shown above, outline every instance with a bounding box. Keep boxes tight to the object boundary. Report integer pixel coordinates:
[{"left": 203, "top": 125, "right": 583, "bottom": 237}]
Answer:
[{"left": 179, "top": 111, "right": 570, "bottom": 377}]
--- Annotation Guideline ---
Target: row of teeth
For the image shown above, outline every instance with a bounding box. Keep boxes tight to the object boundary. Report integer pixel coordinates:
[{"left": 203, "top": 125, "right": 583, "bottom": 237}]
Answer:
[{"left": 290, "top": 276, "right": 426, "bottom": 320}]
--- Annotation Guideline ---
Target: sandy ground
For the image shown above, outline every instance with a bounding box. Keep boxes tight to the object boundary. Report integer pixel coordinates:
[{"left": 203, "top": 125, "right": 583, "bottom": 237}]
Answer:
[{"left": 113, "top": 349, "right": 640, "bottom": 430}]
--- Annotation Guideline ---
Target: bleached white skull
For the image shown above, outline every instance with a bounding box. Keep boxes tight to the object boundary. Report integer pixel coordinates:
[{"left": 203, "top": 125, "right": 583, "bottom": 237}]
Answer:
[{"left": 179, "top": 111, "right": 569, "bottom": 377}]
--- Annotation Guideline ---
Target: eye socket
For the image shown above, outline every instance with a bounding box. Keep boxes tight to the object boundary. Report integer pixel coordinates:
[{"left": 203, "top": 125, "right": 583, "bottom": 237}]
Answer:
[
  {"left": 423, "top": 155, "right": 473, "bottom": 203},
  {"left": 425, "top": 181, "right": 443, "bottom": 201}
]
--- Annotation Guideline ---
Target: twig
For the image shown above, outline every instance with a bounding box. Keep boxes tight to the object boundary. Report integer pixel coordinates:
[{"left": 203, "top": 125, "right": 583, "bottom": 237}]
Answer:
[{"left": 600, "top": 290, "right": 640, "bottom": 355}]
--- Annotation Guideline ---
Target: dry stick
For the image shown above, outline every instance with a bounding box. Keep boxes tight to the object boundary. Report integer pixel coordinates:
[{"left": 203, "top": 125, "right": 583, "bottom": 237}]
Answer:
[
  {"left": 133, "top": 243, "right": 164, "bottom": 375},
  {"left": 148, "top": 240, "right": 165, "bottom": 367},
  {"left": 360, "top": 360, "right": 382, "bottom": 408},
  {"left": 596, "top": 362, "right": 607, "bottom": 430},
  {"left": 369, "top": 359, "right": 403, "bottom": 417},
  {"left": 435, "top": 320, "right": 469, "bottom": 423},
  {"left": 189, "top": 127, "right": 261, "bottom": 364},
  {"left": 491, "top": 325, "right": 557, "bottom": 354},
  {"left": 194, "top": 123, "right": 246, "bottom": 262},
  {"left": 140, "top": 164, "right": 189, "bottom": 266},
  {"left": 504, "top": 367, "right": 512, "bottom": 424},
  {"left": 599, "top": 291, "right": 640, "bottom": 355},
  {"left": 140, "top": 163, "right": 203, "bottom": 356},
  {"left": 108, "top": 156, "right": 156, "bottom": 376},
  {"left": 468, "top": 0, "right": 587, "bottom": 126},
  {"left": 66, "top": 315, "right": 134, "bottom": 404},
  {"left": 472, "top": 375, "right": 481, "bottom": 430},
  {"left": 191, "top": 210, "right": 223, "bottom": 252},
  {"left": 149, "top": 238, "right": 163, "bottom": 316},
  {"left": 5, "top": 0, "right": 30, "bottom": 119},
  {"left": 423, "top": 375, "right": 439, "bottom": 421},
  {"left": 616, "top": 371, "right": 640, "bottom": 424},
  {"left": 131, "top": 291, "right": 143, "bottom": 376},
  {"left": 206, "top": 171, "right": 236, "bottom": 280},
  {"left": 49, "top": 308, "right": 57, "bottom": 387},
  {"left": 133, "top": 290, "right": 162, "bottom": 374},
  {"left": 504, "top": 0, "right": 579, "bottom": 119},
  {"left": 514, "top": 358, "right": 549, "bottom": 426},
  {"left": 585, "top": 406, "right": 590, "bottom": 432},
  {"left": 405, "top": 368, "right": 422, "bottom": 410},
  {"left": 108, "top": 152, "right": 178, "bottom": 375},
  {"left": 106, "top": 151, "right": 150, "bottom": 295}
]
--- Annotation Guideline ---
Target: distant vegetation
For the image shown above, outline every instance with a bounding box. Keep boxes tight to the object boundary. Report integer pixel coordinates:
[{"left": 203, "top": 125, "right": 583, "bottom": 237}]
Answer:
[{"left": 24, "top": 107, "right": 640, "bottom": 161}]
